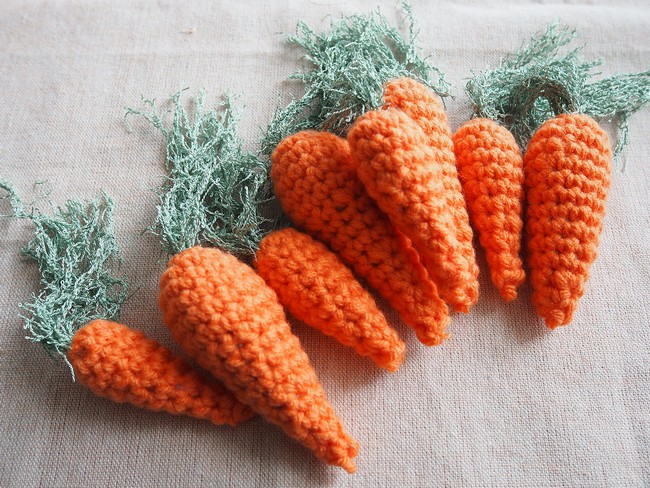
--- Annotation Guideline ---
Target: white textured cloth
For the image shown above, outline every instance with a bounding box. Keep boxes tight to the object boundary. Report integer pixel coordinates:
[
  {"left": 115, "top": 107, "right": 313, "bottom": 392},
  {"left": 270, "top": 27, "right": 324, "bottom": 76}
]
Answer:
[{"left": 1, "top": 1, "right": 649, "bottom": 486}]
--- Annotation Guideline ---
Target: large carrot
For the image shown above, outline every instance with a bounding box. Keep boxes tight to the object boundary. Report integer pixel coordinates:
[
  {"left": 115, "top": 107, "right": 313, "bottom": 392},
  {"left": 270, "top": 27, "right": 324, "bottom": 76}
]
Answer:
[
  {"left": 452, "top": 118, "right": 526, "bottom": 302},
  {"left": 348, "top": 107, "right": 479, "bottom": 312},
  {"left": 159, "top": 246, "right": 359, "bottom": 473},
  {"left": 272, "top": 130, "right": 450, "bottom": 346},
  {"left": 129, "top": 93, "right": 365, "bottom": 471},
  {"left": 465, "top": 24, "right": 649, "bottom": 326},
  {"left": 0, "top": 184, "right": 252, "bottom": 426},
  {"left": 255, "top": 228, "right": 405, "bottom": 371}
]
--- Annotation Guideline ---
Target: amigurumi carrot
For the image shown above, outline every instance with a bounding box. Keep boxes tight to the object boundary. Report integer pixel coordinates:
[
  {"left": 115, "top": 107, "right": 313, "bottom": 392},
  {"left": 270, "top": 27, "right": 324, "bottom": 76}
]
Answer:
[
  {"left": 466, "top": 23, "right": 649, "bottom": 327},
  {"left": 0, "top": 183, "right": 252, "bottom": 426},
  {"left": 128, "top": 93, "right": 361, "bottom": 471},
  {"left": 160, "top": 246, "right": 359, "bottom": 473},
  {"left": 255, "top": 228, "right": 405, "bottom": 371},
  {"left": 272, "top": 130, "right": 450, "bottom": 346},
  {"left": 452, "top": 118, "right": 526, "bottom": 302}
]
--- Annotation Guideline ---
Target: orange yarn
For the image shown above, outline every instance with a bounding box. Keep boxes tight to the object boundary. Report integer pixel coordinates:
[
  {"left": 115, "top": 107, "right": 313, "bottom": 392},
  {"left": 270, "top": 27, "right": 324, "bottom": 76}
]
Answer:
[
  {"left": 348, "top": 109, "right": 478, "bottom": 313},
  {"left": 382, "top": 77, "right": 479, "bottom": 312},
  {"left": 272, "top": 130, "right": 450, "bottom": 346},
  {"left": 255, "top": 228, "right": 405, "bottom": 371},
  {"left": 524, "top": 113, "right": 612, "bottom": 328},
  {"left": 159, "top": 246, "right": 359, "bottom": 473},
  {"left": 68, "top": 319, "right": 253, "bottom": 426},
  {"left": 453, "top": 118, "right": 526, "bottom": 302}
]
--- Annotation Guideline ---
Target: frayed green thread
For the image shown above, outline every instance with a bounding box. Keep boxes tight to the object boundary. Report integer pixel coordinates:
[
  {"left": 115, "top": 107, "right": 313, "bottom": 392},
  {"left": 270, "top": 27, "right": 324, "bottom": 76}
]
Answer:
[
  {"left": 126, "top": 91, "right": 274, "bottom": 258},
  {"left": 466, "top": 23, "right": 650, "bottom": 157},
  {"left": 262, "top": 3, "right": 449, "bottom": 155},
  {"left": 0, "top": 182, "right": 128, "bottom": 376}
]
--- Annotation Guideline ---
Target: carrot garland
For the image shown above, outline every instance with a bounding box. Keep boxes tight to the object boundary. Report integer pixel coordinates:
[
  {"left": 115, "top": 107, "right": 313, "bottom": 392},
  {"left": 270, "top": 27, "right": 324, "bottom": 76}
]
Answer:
[
  {"left": 467, "top": 24, "right": 649, "bottom": 327},
  {"left": 0, "top": 182, "right": 252, "bottom": 425}
]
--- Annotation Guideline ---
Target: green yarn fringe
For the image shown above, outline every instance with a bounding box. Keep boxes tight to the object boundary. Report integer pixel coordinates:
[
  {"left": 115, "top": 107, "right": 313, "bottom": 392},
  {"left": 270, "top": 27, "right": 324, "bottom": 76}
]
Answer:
[
  {"left": 466, "top": 23, "right": 650, "bottom": 156},
  {"left": 262, "top": 3, "right": 449, "bottom": 155},
  {"left": 0, "top": 181, "right": 128, "bottom": 373},
  {"left": 126, "top": 91, "right": 273, "bottom": 257}
]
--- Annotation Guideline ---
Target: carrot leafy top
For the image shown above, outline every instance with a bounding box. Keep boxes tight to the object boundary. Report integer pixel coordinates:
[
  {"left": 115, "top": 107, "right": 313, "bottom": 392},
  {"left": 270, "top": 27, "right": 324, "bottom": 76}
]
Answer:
[
  {"left": 126, "top": 92, "right": 274, "bottom": 258},
  {"left": 466, "top": 23, "right": 650, "bottom": 156},
  {"left": 0, "top": 182, "right": 128, "bottom": 374},
  {"left": 262, "top": 4, "right": 449, "bottom": 156}
]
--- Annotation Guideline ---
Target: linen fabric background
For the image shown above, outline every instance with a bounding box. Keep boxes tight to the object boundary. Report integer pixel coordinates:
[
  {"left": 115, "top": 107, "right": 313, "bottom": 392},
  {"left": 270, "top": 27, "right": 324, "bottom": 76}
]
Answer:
[{"left": 1, "top": 1, "right": 648, "bottom": 486}]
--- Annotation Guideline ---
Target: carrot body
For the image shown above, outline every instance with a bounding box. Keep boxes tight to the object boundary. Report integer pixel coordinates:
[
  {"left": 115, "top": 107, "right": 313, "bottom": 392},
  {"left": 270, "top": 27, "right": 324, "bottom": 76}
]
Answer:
[
  {"left": 255, "top": 228, "right": 405, "bottom": 371},
  {"left": 159, "top": 246, "right": 359, "bottom": 473},
  {"left": 382, "top": 77, "right": 479, "bottom": 312},
  {"left": 524, "top": 113, "right": 612, "bottom": 328},
  {"left": 68, "top": 319, "right": 253, "bottom": 426},
  {"left": 453, "top": 118, "right": 526, "bottom": 301},
  {"left": 272, "top": 131, "right": 450, "bottom": 346},
  {"left": 348, "top": 109, "right": 478, "bottom": 313}
]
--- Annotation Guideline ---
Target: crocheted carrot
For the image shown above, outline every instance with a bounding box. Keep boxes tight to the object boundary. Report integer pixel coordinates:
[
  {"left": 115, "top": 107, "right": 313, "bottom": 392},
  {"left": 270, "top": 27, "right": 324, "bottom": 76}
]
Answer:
[
  {"left": 128, "top": 93, "right": 361, "bottom": 471},
  {"left": 272, "top": 130, "right": 450, "bottom": 346},
  {"left": 0, "top": 183, "right": 252, "bottom": 426},
  {"left": 452, "top": 118, "right": 526, "bottom": 302},
  {"left": 467, "top": 24, "right": 649, "bottom": 327},
  {"left": 255, "top": 228, "right": 405, "bottom": 371},
  {"left": 160, "top": 246, "right": 359, "bottom": 473}
]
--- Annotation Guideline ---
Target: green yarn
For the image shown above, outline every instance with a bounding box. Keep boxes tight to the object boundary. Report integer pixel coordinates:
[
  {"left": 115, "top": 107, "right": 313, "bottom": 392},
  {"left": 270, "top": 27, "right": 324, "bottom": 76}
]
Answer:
[
  {"left": 466, "top": 23, "right": 650, "bottom": 156},
  {"left": 126, "top": 91, "right": 273, "bottom": 258},
  {"left": 0, "top": 181, "right": 128, "bottom": 374},
  {"left": 262, "top": 4, "right": 449, "bottom": 155}
]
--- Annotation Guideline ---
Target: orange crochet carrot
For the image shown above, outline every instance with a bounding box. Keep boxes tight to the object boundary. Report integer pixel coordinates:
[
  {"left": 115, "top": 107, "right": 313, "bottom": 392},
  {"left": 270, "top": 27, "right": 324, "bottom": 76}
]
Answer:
[
  {"left": 159, "top": 246, "right": 359, "bottom": 473},
  {"left": 452, "top": 118, "right": 526, "bottom": 301},
  {"left": 272, "top": 130, "right": 450, "bottom": 346},
  {"left": 348, "top": 107, "right": 478, "bottom": 313},
  {"left": 0, "top": 185, "right": 252, "bottom": 426},
  {"left": 255, "top": 228, "right": 405, "bottom": 371},
  {"left": 69, "top": 319, "right": 254, "bottom": 425},
  {"left": 524, "top": 114, "right": 611, "bottom": 327}
]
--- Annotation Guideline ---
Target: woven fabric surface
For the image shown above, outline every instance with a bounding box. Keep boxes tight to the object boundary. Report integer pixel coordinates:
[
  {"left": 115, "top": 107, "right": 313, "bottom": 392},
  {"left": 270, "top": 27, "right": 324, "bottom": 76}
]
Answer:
[{"left": 1, "top": 0, "right": 648, "bottom": 486}]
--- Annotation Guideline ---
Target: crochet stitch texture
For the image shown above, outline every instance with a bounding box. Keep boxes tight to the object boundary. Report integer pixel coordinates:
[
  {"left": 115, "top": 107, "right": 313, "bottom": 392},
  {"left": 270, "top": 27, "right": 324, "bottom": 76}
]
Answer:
[
  {"left": 255, "top": 228, "right": 406, "bottom": 371},
  {"left": 272, "top": 130, "right": 450, "bottom": 346},
  {"left": 159, "top": 246, "right": 359, "bottom": 473},
  {"left": 68, "top": 319, "right": 254, "bottom": 425},
  {"left": 382, "top": 77, "right": 480, "bottom": 312},
  {"left": 524, "top": 113, "right": 611, "bottom": 328},
  {"left": 453, "top": 118, "right": 526, "bottom": 301}
]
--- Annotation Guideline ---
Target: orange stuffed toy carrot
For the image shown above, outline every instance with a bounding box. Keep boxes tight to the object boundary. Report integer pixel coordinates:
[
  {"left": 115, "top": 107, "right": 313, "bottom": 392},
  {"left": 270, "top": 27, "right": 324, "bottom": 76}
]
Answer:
[
  {"left": 465, "top": 24, "right": 649, "bottom": 326},
  {"left": 452, "top": 118, "right": 526, "bottom": 302},
  {"left": 272, "top": 130, "right": 450, "bottom": 346},
  {"left": 128, "top": 93, "right": 362, "bottom": 471},
  {"left": 0, "top": 184, "right": 252, "bottom": 426}
]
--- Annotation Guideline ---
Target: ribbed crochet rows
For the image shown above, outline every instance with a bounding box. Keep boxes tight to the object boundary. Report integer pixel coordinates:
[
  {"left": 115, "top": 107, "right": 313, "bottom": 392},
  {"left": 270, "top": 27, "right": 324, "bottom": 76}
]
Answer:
[
  {"left": 453, "top": 118, "right": 526, "bottom": 301},
  {"left": 159, "top": 246, "right": 359, "bottom": 473},
  {"left": 344, "top": 78, "right": 478, "bottom": 313},
  {"left": 525, "top": 113, "right": 611, "bottom": 328},
  {"left": 69, "top": 320, "right": 254, "bottom": 425},
  {"left": 272, "top": 131, "right": 450, "bottom": 346}
]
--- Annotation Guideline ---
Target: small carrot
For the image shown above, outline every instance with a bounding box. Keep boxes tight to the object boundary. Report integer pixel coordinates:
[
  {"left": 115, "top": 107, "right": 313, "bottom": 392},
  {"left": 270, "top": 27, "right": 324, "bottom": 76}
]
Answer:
[
  {"left": 159, "top": 246, "right": 359, "bottom": 473},
  {"left": 255, "top": 228, "right": 405, "bottom": 371},
  {"left": 272, "top": 130, "right": 450, "bottom": 346},
  {"left": 466, "top": 23, "right": 649, "bottom": 326},
  {"left": 0, "top": 184, "right": 252, "bottom": 426},
  {"left": 348, "top": 107, "right": 479, "bottom": 313},
  {"left": 452, "top": 118, "right": 526, "bottom": 302}
]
